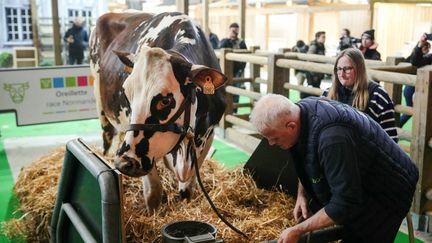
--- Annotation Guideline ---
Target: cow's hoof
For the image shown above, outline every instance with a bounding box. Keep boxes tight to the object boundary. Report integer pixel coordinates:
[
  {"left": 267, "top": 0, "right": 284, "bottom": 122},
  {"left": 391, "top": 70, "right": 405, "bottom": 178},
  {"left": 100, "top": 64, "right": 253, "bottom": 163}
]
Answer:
[{"left": 179, "top": 189, "right": 191, "bottom": 200}]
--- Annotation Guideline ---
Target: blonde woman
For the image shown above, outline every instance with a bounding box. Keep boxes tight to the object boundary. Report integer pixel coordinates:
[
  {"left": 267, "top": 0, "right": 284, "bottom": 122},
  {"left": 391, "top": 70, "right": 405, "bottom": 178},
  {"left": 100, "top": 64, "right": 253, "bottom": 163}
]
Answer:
[{"left": 323, "top": 48, "right": 398, "bottom": 142}]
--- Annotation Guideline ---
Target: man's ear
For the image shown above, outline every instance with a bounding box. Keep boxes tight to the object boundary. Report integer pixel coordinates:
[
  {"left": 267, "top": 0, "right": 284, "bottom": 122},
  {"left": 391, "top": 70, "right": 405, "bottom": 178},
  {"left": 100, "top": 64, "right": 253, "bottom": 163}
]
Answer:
[
  {"left": 190, "top": 65, "right": 227, "bottom": 95},
  {"left": 113, "top": 50, "right": 135, "bottom": 73},
  {"left": 285, "top": 121, "right": 297, "bottom": 131}
]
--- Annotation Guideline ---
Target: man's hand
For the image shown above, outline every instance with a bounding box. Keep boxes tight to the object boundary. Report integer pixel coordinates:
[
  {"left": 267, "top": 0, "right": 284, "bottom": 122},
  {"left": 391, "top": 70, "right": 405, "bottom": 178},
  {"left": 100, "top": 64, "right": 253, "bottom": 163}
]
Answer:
[
  {"left": 67, "top": 35, "right": 74, "bottom": 44},
  {"left": 418, "top": 33, "right": 427, "bottom": 48},
  {"left": 294, "top": 183, "right": 310, "bottom": 222},
  {"left": 277, "top": 227, "right": 302, "bottom": 243}
]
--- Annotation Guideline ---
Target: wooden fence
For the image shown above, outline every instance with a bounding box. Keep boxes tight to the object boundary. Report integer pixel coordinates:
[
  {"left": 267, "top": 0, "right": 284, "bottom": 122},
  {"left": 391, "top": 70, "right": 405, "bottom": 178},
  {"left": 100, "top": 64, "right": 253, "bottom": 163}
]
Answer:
[{"left": 215, "top": 47, "right": 432, "bottom": 215}]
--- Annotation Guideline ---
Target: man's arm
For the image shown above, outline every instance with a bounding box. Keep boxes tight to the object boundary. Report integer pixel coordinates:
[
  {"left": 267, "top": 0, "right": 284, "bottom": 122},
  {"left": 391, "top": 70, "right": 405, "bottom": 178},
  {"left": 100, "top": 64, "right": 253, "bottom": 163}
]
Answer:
[
  {"left": 278, "top": 208, "right": 335, "bottom": 243},
  {"left": 307, "top": 44, "right": 317, "bottom": 54},
  {"left": 411, "top": 34, "right": 432, "bottom": 67},
  {"left": 293, "top": 182, "right": 310, "bottom": 222}
]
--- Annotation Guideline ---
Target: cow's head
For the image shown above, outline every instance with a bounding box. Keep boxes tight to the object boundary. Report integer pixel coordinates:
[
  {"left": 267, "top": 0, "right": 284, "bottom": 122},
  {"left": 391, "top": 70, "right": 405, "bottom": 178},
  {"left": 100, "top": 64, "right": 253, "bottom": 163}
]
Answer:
[{"left": 113, "top": 47, "right": 226, "bottom": 177}]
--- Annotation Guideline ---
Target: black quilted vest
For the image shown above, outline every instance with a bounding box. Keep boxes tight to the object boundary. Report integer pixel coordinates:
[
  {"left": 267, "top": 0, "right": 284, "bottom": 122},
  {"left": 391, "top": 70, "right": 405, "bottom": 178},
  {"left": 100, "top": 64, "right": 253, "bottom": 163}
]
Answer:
[{"left": 294, "top": 97, "right": 418, "bottom": 219}]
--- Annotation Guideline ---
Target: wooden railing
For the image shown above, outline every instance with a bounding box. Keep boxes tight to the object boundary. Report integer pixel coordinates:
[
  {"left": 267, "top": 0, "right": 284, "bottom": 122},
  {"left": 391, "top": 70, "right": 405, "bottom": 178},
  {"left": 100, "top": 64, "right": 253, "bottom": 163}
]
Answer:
[{"left": 216, "top": 47, "right": 432, "bottom": 214}]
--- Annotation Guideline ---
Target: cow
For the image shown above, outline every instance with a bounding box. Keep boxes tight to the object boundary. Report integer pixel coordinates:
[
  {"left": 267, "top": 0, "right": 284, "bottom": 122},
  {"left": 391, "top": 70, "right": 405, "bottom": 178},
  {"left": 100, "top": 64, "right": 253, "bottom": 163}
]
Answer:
[{"left": 89, "top": 12, "right": 227, "bottom": 211}]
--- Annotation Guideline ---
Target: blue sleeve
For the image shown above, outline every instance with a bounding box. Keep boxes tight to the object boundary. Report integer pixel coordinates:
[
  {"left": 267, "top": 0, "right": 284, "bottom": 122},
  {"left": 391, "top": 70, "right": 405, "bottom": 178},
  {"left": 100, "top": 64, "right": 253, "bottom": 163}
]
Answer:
[{"left": 319, "top": 127, "right": 364, "bottom": 224}]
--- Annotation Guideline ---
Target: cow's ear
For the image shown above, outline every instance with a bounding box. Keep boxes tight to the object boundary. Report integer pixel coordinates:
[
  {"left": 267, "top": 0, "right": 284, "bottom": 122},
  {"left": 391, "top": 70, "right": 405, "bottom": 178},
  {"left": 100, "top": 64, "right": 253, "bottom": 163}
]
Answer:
[
  {"left": 113, "top": 50, "right": 135, "bottom": 73},
  {"left": 190, "top": 65, "right": 227, "bottom": 95}
]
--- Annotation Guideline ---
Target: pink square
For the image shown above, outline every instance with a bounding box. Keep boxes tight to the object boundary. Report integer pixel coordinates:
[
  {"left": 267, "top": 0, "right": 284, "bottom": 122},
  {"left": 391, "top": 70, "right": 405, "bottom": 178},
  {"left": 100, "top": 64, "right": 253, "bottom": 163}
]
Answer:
[{"left": 77, "top": 76, "right": 88, "bottom": 86}]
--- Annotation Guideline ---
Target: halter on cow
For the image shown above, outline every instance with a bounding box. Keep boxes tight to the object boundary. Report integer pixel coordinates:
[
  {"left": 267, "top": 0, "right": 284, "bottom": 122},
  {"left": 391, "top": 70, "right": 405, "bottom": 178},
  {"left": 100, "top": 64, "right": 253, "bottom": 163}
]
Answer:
[{"left": 90, "top": 12, "right": 227, "bottom": 211}]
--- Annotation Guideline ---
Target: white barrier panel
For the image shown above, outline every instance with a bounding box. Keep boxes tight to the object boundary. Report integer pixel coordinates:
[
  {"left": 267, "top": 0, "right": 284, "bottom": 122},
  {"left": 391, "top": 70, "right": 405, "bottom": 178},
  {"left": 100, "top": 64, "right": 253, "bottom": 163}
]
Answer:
[{"left": 0, "top": 65, "right": 98, "bottom": 125}]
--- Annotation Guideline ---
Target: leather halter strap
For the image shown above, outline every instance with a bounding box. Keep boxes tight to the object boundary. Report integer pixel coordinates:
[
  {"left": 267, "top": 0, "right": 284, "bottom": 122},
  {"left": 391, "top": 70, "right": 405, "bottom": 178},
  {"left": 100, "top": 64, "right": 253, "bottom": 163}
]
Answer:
[{"left": 126, "top": 88, "right": 195, "bottom": 151}]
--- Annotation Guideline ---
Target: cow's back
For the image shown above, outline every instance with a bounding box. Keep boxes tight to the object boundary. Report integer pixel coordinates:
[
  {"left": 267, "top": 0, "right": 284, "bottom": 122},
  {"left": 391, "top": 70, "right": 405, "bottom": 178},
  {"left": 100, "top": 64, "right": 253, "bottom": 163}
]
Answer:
[{"left": 90, "top": 12, "right": 154, "bottom": 124}]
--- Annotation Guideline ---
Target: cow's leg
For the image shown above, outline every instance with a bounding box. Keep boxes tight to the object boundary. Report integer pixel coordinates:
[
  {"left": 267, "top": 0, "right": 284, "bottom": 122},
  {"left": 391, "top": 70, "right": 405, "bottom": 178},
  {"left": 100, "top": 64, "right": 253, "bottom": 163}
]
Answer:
[
  {"left": 100, "top": 112, "right": 116, "bottom": 155},
  {"left": 142, "top": 163, "right": 163, "bottom": 213},
  {"left": 180, "top": 134, "right": 214, "bottom": 200},
  {"left": 92, "top": 60, "right": 116, "bottom": 155}
]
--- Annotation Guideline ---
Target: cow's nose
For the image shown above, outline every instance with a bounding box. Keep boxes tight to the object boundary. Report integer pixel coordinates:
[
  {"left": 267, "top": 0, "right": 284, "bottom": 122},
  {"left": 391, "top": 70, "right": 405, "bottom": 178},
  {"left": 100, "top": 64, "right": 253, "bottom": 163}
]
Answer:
[{"left": 114, "top": 155, "right": 144, "bottom": 177}]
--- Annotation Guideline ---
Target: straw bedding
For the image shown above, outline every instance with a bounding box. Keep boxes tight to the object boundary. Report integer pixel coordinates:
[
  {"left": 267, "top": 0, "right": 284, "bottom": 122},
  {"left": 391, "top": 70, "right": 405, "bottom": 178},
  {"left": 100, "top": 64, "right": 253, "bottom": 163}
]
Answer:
[{"left": 1, "top": 147, "right": 296, "bottom": 242}]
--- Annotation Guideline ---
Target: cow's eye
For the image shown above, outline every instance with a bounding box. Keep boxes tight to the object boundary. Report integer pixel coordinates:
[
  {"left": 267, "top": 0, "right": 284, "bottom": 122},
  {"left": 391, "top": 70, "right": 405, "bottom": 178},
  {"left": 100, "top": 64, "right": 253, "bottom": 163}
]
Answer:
[{"left": 157, "top": 97, "right": 172, "bottom": 110}]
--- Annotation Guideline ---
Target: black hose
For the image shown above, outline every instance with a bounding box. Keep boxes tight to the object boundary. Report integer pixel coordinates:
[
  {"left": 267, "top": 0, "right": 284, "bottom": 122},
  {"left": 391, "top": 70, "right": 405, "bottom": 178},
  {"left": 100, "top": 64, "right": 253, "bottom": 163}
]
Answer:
[{"left": 191, "top": 141, "right": 248, "bottom": 239}]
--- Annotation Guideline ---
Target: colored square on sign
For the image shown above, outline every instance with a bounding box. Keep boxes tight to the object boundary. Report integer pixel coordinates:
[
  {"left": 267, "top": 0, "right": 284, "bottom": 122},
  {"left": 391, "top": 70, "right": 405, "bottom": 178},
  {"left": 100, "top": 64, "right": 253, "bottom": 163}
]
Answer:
[
  {"left": 53, "top": 77, "right": 64, "bottom": 88},
  {"left": 77, "top": 76, "right": 88, "bottom": 86},
  {"left": 40, "top": 78, "right": 52, "bottom": 89},
  {"left": 88, "top": 75, "right": 94, "bottom": 86},
  {"left": 65, "top": 77, "right": 76, "bottom": 87}
]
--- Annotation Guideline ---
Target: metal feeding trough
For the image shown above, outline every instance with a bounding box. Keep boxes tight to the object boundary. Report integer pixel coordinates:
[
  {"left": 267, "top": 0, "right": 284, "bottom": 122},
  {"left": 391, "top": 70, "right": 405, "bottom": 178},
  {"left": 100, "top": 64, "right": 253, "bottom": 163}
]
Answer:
[{"left": 161, "top": 220, "right": 222, "bottom": 243}]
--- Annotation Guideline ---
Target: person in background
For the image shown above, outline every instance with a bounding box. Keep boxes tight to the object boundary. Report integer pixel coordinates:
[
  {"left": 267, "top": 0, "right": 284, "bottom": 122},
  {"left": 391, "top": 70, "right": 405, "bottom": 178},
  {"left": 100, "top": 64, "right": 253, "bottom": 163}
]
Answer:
[
  {"left": 302, "top": 31, "right": 325, "bottom": 98},
  {"left": 400, "top": 33, "right": 432, "bottom": 127},
  {"left": 359, "top": 29, "right": 381, "bottom": 61},
  {"left": 219, "top": 22, "right": 247, "bottom": 77},
  {"left": 338, "top": 28, "right": 360, "bottom": 53},
  {"left": 64, "top": 17, "right": 89, "bottom": 65},
  {"left": 323, "top": 48, "right": 398, "bottom": 142},
  {"left": 209, "top": 31, "right": 220, "bottom": 50},
  {"left": 250, "top": 94, "right": 418, "bottom": 243},
  {"left": 219, "top": 22, "right": 247, "bottom": 113},
  {"left": 292, "top": 40, "right": 309, "bottom": 86}
]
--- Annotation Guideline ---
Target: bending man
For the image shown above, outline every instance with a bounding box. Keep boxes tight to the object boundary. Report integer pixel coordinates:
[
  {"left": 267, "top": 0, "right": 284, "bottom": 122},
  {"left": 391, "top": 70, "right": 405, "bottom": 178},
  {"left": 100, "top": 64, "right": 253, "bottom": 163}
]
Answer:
[{"left": 250, "top": 95, "right": 418, "bottom": 243}]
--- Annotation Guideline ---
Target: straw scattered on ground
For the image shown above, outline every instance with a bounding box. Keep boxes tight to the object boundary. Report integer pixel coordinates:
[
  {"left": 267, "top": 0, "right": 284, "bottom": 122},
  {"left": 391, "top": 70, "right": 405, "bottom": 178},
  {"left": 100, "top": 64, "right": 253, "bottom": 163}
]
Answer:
[{"left": 2, "top": 147, "right": 296, "bottom": 242}]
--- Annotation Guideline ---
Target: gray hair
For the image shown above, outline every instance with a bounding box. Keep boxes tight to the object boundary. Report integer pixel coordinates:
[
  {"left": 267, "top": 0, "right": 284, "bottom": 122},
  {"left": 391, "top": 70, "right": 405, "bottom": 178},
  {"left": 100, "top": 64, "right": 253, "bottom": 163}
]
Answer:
[{"left": 250, "top": 94, "right": 293, "bottom": 132}]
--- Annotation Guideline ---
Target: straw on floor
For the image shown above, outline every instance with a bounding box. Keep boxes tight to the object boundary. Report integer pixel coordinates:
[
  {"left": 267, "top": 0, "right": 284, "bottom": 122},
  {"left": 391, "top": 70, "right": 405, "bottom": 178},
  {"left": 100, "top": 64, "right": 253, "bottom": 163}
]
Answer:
[{"left": 1, "top": 147, "right": 296, "bottom": 242}]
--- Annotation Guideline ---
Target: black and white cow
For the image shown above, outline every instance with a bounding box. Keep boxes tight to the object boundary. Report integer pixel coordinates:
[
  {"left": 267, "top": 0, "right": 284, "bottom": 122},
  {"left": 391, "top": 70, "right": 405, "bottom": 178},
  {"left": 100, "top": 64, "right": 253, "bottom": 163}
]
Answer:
[{"left": 90, "top": 12, "right": 227, "bottom": 211}]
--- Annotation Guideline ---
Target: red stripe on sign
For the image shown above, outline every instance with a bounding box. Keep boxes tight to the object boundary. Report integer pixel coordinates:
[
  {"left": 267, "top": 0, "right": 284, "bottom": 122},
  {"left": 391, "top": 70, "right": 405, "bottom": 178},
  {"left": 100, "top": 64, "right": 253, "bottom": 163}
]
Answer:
[{"left": 77, "top": 76, "right": 88, "bottom": 86}]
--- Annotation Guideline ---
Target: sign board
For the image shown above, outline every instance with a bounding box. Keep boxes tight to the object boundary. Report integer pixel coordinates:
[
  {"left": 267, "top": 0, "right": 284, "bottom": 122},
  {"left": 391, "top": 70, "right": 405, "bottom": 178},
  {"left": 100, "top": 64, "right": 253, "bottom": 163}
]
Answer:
[{"left": 0, "top": 65, "right": 98, "bottom": 125}]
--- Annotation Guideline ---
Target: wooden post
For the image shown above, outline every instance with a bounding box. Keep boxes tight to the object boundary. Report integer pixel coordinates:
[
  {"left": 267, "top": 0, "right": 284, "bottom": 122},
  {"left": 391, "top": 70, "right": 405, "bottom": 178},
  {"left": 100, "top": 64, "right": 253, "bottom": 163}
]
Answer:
[
  {"left": 176, "top": 0, "right": 189, "bottom": 15},
  {"left": 51, "top": 0, "right": 62, "bottom": 65},
  {"left": 249, "top": 46, "right": 261, "bottom": 93},
  {"left": 202, "top": 0, "right": 209, "bottom": 35},
  {"left": 384, "top": 56, "right": 404, "bottom": 126},
  {"left": 30, "top": 0, "right": 40, "bottom": 66},
  {"left": 369, "top": 0, "right": 375, "bottom": 29},
  {"left": 239, "top": 0, "right": 246, "bottom": 40},
  {"left": 411, "top": 66, "right": 432, "bottom": 214},
  {"left": 278, "top": 48, "right": 291, "bottom": 54},
  {"left": 219, "top": 48, "right": 234, "bottom": 133},
  {"left": 267, "top": 54, "right": 289, "bottom": 96}
]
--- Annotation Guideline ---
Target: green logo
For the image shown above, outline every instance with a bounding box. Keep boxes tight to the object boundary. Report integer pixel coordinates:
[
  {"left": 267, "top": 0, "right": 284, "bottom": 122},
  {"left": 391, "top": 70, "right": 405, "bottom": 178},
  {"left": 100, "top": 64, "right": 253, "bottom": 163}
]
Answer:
[
  {"left": 311, "top": 175, "right": 324, "bottom": 184},
  {"left": 4, "top": 82, "right": 29, "bottom": 104},
  {"left": 40, "top": 78, "right": 52, "bottom": 89}
]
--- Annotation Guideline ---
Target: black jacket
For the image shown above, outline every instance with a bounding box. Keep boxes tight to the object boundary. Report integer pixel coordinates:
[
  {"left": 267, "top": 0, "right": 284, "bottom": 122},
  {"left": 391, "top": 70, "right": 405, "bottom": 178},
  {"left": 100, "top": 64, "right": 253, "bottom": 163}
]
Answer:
[
  {"left": 292, "top": 97, "right": 418, "bottom": 242},
  {"left": 360, "top": 43, "right": 381, "bottom": 60},
  {"left": 219, "top": 38, "right": 247, "bottom": 77},
  {"left": 410, "top": 46, "right": 432, "bottom": 67},
  {"left": 64, "top": 25, "right": 89, "bottom": 53},
  {"left": 308, "top": 40, "right": 325, "bottom": 55}
]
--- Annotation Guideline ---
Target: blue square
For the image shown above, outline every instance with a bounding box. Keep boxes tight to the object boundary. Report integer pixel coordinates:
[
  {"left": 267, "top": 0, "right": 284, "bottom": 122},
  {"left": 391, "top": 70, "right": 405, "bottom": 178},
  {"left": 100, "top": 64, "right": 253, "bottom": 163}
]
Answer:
[{"left": 53, "top": 77, "right": 64, "bottom": 88}]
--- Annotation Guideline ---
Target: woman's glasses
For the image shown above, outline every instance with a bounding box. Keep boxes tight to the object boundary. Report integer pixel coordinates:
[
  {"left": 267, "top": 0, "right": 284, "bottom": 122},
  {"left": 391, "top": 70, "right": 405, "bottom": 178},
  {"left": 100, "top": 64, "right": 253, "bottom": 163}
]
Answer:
[{"left": 335, "top": 66, "right": 354, "bottom": 74}]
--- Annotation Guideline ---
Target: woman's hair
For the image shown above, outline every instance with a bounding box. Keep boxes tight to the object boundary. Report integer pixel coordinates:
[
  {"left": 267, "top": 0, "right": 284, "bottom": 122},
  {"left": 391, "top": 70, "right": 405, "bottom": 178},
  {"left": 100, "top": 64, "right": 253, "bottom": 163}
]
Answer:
[{"left": 327, "top": 48, "right": 369, "bottom": 111}]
